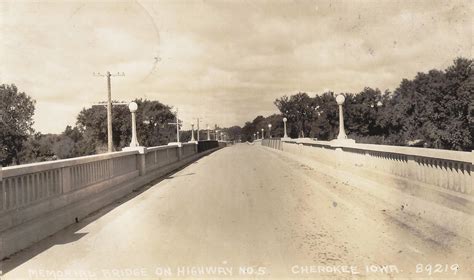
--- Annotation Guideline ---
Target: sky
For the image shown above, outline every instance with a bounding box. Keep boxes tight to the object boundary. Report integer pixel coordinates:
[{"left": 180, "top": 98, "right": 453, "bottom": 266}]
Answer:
[{"left": 0, "top": 0, "right": 472, "bottom": 133}]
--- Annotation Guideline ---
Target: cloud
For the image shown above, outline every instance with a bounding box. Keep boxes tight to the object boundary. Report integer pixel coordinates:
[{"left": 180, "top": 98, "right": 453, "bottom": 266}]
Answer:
[{"left": 0, "top": 0, "right": 471, "bottom": 133}]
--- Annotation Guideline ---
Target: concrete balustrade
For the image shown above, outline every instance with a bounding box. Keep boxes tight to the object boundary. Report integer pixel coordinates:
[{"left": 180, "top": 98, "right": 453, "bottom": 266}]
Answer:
[
  {"left": 182, "top": 142, "right": 198, "bottom": 158},
  {"left": 0, "top": 141, "right": 222, "bottom": 259},
  {"left": 261, "top": 139, "right": 283, "bottom": 150},
  {"left": 145, "top": 146, "right": 178, "bottom": 172},
  {"left": 262, "top": 138, "right": 473, "bottom": 196}
]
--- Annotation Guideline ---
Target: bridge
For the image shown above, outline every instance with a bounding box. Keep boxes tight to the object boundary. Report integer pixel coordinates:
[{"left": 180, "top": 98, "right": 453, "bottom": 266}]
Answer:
[{"left": 0, "top": 138, "right": 472, "bottom": 278}]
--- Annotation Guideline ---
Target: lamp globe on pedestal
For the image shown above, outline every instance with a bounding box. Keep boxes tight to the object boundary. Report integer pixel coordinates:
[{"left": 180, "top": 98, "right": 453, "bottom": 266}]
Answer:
[
  {"left": 282, "top": 117, "right": 288, "bottom": 138},
  {"left": 336, "top": 94, "right": 345, "bottom": 105},
  {"left": 128, "top": 102, "right": 139, "bottom": 147},
  {"left": 129, "top": 101, "right": 138, "bottom": 113},
  {"left": 335, "top": 94, "right": 347, "bottom": 140}
]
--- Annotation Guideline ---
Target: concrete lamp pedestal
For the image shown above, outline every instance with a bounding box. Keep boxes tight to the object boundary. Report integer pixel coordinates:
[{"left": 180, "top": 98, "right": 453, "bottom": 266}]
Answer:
[
  {"left": 128, "top": 101, "right": 140, "bottom": 148},
  {"left": 190, "top": 124, "right": 196, "bottom": 142},
  {"left": 168, "top": 142, "right": 182, "bottom": 147},
  {"left": 188, "top": 123, "right": 197, "bottom": 144},
  {"left": 122, "top": 146, "right": 146, "bottom": 154},
  {"left": 332, "top": 94, "right": 355, "bottom": 146},
  {"left": 122, "top": 146, "right": 147, "bottom": 176},
  {"left": 282, "top": 117, "right": 290, "bottom": 140},
  {"left": 330, "top": 138, "right": 356, "bottom": 146}
]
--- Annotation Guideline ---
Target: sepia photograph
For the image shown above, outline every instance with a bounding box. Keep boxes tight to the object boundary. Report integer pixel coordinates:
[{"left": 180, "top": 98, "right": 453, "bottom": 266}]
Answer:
[{"left": 0, "top": 0, "right": 473, "bottom": 279}]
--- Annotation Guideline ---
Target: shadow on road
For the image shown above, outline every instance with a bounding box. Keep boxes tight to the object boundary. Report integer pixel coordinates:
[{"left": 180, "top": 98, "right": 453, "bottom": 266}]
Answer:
[
  {"left": 0, "top": 151, "right": 217, "bottom": 274},
  {"left": 165, "top": 172, "right": 196, "bottom": 179}
]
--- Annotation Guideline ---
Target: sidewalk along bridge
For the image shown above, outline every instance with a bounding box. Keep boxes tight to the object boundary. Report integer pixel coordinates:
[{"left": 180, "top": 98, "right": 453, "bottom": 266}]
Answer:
[
  {"left": 0, "top": 138, "right": 472, "bottom": 278},
  {"left": 260, "top": 138, "right": 473, "bottom": 238}
]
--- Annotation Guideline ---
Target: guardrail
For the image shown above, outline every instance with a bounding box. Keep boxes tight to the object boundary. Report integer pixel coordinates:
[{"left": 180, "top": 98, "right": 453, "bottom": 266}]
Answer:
[
  {"left": 261, "top": 138, "right": 282, "bottom": 150},
  {"left": 0, "top": 141, "right": 221, "bottom": 259},
  {"left": 262, "top": 138, "right": 473, "bottom": 196}
]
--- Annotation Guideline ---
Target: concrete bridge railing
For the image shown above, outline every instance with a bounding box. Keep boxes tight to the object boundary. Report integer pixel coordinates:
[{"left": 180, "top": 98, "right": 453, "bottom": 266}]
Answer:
[
  {"left": 262, "top": 138, "right": 473, "bottom": 196},
  {"left": 0, "top": 141, "right": 222, "bottom": 259}
]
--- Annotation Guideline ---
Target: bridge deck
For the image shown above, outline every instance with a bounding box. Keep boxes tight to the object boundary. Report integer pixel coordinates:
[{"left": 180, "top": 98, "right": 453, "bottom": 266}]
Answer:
[{"left": 1, "top": 144, "right": 472, "bottom": 278}]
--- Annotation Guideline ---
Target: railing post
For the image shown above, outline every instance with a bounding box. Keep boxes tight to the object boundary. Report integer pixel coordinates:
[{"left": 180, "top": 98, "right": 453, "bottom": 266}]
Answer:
[
  {"left": 61, "top": 167, "right": 72, "bottom": 193},
  {"left": 335, "top": 147, "right": 344, "bottom": 169},
  {"left": 123, "top": 147, "right": 147, "bottom": 176},
  {"left": 406, "top": 155, "right": 418, "bottom": 181},
  {"left": 108, "top": 158, "right": 114, "bottom": 178},
  {"left": 178, "top": 145, "right": 183, "bottom": 161},
  {"left": 137, "top": 148, "right": 147, "bottom": 176},
  {"left": 364, "top": 151, "right": 371, "bottom": 169}
]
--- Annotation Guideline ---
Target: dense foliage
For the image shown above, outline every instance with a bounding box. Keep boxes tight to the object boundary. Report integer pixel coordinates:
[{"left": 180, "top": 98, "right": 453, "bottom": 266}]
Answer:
[
  {"left": 0, "top": 84, "right": 36, "bottom": 165},
  {"left": 242, "top": 58, "right": 473, "bottom": 151},
  {"left": 75, "top": 98, "right": 177, "bottom": 152},
  {"left": 0, "top": 97, "right": 179, "bottom": 165}
]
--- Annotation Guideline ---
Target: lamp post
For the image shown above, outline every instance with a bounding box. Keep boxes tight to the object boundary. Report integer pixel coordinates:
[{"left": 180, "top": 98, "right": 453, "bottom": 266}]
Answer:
[
  {"left": 253, "top": 133, "right": 256, "bottom": 140},
  {"left": 196, "top": 118, "right": 201, "bottom": 141},
  {"left": 128, "top": 102, "right": 139, "bottom": 147},
  {"left": 215, "top": 130, "right": 219, "bottom": 141},
  {"left": 261, "top": 128, "right": 264, "bottom": 139},
  {"left": 336, "top": 94, "right": 347, "bottom": 140},
  {"left": 268, "top": 124, "right": 272, "bottom": 139},
  {"left": 282, "top": 117, "right": 288, "bottom": 138},
  {"left": 207, "top": 124, "right": 210, "bottom": 140},
  {"left": 256, "top": 131, "right": 259, "bottom": 139},
  {"left": 190, "top": 123, "right": 195, "bottom": 142}
]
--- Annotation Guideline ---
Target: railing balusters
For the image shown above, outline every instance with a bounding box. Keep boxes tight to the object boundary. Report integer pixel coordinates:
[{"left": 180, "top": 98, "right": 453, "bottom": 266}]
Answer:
[{"left": 264, "top": 139, "right": 472, "bottom": 196}]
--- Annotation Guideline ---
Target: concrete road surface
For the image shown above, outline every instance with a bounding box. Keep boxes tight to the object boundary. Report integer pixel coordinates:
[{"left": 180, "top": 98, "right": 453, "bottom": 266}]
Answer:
[{"left": 1, "top": 144, "right": 472, "bottom": 279}]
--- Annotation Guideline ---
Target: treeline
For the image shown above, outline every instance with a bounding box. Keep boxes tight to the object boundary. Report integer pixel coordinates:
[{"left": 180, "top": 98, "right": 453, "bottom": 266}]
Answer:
[
  {"left": 0, "top": 86, "right": 207, "bottom": 166},
  {"left": 1, "top": 58, "right": 472, "bottom": 166},
  {"left": 241, "top": 58, "right": 473, "bottom": 151},
  {"left": 0, "top": 83, "right": 241, "bottom": 166},
  {"left": 15, "top": 99, "right": 183, "bottom": 165}
]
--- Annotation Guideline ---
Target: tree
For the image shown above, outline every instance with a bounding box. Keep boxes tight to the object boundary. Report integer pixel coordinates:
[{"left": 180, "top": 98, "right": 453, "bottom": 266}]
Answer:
[
  {"left": 383, "top": 57, "right": 473, "bottom": 150},
  {"left": 18, "top": 133, "right": 58, "bottom": 163},
  {"left": 440, "top": 58, "right": 473, "bottom": 150},
  {"left": 274, "top": 92, "right": 315, "bottom": 138},
  {"left": 241, "top": 116, "right": 265, "bottom": 142},
  {"left": 222, "top": 126, "right": 243, "bottom": 141},
  {"left": 132, "top": 99, "right": 176, "bottom": 147},
  {"left": 75, "top": 99, "right": 176, "bottom": 153},
  {"left": 310, "top": 91, "right": 338, "bottom": 140},
  {"left": 344, "top": 88, "right": 390, "bottom": 137},
  {"left": 0, "top": 84, "right": 36, "bottom": 166},
  {"left": 241, "top": 114, "right": 283, "bottom": 141},
  {"left": 241, "top": 121, "right": 256, "bottom": 142}
]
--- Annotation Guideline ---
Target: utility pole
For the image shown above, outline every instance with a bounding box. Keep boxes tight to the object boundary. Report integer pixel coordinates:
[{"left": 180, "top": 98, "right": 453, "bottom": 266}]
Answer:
[
  {"left": 196, "top": 117, "right": 204, "bottom": 141},
  {"left": 197, "top": 118, "right": 200, "bottom": 141},
  {"left": 93, "top": 71, "right": 125, "bottom": 153},
  {"left": 168, "top": 108, "right": 183, "bottom": 143}
]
